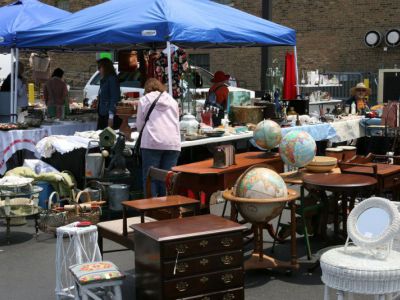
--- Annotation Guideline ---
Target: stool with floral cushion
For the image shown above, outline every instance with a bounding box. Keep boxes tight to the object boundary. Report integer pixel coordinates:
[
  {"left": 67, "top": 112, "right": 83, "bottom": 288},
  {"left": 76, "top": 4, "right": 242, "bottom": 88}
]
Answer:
[{"left": 69, "top": 261, "right": 124, "bottom": 300}]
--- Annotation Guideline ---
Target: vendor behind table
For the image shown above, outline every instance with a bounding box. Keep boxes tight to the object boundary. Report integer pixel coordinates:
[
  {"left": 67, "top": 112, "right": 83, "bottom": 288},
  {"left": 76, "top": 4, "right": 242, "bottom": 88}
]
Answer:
[
  {"left": 204, "top": 70, "right": 230, "bottom": 127},
  {"left": 346, "top": 82, "right": 371, "bottom": 115},
  {"left": 0, "top": 62, "right": 28, "bottom": 109},
  {"left": 96, "top": 58, "right": 122, "bottom": 130},
  {"left": 43, "top": 68, "right": 68, "bottom": 119}
]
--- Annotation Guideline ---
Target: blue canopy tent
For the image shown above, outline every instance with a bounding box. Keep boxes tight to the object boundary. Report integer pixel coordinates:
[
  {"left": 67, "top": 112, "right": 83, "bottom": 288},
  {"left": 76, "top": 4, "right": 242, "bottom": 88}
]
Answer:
[
  {"left": 0, "top": 0, "right": 70, "bottom": 122},
  {"left": 16, "top": 0, "right": 296, "bottom": 96}
]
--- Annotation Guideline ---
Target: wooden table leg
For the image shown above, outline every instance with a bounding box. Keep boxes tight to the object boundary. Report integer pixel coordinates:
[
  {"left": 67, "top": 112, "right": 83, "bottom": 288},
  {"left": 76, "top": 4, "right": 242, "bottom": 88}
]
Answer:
[
  {"left": 6, "top": 217, "right": 10, "bottom": 244},
  {"left": 333, "top": 193, "right": 339, "bottom": 235},
  {"left": 34, "top": 214, "right": 39, "bottom": 240},
  {"left": 318, "top": 191, "right": 329, "bottom": 239},
  {"left": 290, "top": 202, "right": 298, "bottom": 268}
]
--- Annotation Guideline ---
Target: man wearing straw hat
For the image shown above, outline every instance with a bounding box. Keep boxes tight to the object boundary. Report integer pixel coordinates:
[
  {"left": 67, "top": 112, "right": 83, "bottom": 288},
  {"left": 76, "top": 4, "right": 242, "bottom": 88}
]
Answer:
[{"left": 346, "top": 82, "right": 371, "bottom": 114}]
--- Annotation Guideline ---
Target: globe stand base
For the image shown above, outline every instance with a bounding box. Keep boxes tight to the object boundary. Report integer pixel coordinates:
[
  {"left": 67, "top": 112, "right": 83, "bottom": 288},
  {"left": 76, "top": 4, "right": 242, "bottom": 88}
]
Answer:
[{"left": 245, "top": 253, "right": 299, "bottom": 270}]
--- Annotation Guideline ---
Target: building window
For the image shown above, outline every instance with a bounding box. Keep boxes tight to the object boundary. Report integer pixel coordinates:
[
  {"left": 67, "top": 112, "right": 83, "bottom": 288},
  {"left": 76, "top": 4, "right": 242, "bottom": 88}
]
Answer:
[
  {"left": 56, "top": 0, "right": 70, "bottom": 11},
  {"left": 189, "top": 54, "right": 210, "bottom": 71}
]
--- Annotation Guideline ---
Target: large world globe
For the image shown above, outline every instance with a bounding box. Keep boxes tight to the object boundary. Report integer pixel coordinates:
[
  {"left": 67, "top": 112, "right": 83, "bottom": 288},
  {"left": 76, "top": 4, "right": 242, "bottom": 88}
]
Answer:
[
  {"left": 235, "top": 167, "right": 288, "bottom": 223},
  {"left": 253, "top": 120, "right": 282, "bottom": 150},
  {"left": 279, "top": 130, "right": 316, "bottom": 168}
]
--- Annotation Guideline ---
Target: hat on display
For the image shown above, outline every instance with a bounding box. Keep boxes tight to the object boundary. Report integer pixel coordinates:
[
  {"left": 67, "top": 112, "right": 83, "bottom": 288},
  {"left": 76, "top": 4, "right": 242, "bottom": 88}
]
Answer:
[
  {"left": 350, "top": 82, "right": 371, "bottom": 96},
  {"left": 211, "top": 71, "right": 230, "bottom": 83}
]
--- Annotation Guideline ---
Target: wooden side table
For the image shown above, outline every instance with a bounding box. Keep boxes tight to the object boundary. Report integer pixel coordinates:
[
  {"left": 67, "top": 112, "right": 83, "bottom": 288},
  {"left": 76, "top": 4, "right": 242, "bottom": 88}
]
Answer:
[
  {"left": 172, "top": 152, "right": 284, "bottom": 212},
  {"left": 340, "top": 163, "right": 400, "bottom": 201},
  {"left": 122, "top": 195, "right": 200, "bottom": 223},
  {"left": 302, "top": 173, "right": 377, "bottom": 238}
]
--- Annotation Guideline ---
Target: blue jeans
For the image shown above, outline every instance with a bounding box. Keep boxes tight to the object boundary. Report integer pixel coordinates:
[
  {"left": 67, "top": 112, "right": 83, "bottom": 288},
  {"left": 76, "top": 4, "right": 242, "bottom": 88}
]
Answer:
[{"left": 141, "top": 148, "right": 180, "bottom": 197}]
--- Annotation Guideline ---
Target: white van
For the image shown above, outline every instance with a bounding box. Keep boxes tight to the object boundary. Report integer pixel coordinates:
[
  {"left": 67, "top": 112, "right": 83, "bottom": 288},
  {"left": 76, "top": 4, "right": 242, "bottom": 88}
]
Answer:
[{"left": 83, "top": 64, "right": 255, "bottom": 104}]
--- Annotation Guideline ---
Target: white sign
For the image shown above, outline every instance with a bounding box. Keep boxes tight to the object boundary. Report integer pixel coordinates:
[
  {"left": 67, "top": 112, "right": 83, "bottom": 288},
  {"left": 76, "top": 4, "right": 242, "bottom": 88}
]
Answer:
[{"left": 141, "top": 30, "right": 157, "bottom": 37}]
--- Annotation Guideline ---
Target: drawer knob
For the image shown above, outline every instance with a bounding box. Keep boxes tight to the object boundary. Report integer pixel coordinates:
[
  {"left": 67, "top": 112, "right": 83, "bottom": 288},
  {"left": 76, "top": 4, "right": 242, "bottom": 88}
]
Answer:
[
  {"left": 200, "top": 276, "right": 209, "bottom": 284},
  {"left": 176, "top": 262, "right": 189, "bottom": 273},
  {"left": 221, "top": 237, "right": 234, "bottom": 247},
  {"left": 223, "top": 293, "right": 235, "bottom": 300},
  {"left": 199, "top": 258, "right": 209, "bottom": 266},
  {"left": 221, "top": 273, "right": 234, "bottom": 284},
  {"left": 199, "top": 239, "right": 209, "bottom": 247},
  {"left": 176, "top": 244, "right": 188, "bottom": 254},
  {"left": 221, "top": 255, "right": 234, "bottom": 265},
  {"left": 176, "top": 281, "right": 189, "bottom": 292}
]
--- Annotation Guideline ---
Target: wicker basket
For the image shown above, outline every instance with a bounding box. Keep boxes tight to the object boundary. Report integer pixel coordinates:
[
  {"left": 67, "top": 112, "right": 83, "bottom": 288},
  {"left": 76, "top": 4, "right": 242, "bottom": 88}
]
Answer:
[
  {"left": 65, "top": 191, "right": 102, "bottom": 225},
  {"left": 38, "top": 192, "right": 66, "bottom": 234}
]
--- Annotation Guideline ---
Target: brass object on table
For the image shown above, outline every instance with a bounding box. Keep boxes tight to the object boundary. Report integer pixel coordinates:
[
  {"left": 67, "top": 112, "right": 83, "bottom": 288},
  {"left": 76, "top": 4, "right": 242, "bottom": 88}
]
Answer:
[{"left": 231, "top": 105, "right": 264, "bottom": 124}]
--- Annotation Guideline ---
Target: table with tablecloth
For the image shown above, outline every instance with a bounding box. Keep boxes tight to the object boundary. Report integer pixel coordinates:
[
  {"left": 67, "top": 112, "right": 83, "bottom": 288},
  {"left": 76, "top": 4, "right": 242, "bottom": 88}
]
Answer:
[
  {"left": 329, "top": 117, "right": 364, "bottom": 143},
  {"left": 0, "top": 121, "right": 96, "bottom": 175}
]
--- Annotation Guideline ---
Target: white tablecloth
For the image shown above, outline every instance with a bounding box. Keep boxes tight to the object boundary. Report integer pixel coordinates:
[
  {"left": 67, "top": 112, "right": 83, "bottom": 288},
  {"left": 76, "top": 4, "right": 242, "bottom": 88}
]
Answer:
[
  {"left": 329, "top": 117, "right": 364, "bottom": 143},
  {"left": 0, "top": 121, "right": 97, "bottom": 175}
]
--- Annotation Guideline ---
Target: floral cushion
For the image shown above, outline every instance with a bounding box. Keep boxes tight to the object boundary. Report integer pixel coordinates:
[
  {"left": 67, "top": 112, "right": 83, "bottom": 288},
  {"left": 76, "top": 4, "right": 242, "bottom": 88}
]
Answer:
[{"left": 69, "top": 261, "right": 124, "bottom": 285}]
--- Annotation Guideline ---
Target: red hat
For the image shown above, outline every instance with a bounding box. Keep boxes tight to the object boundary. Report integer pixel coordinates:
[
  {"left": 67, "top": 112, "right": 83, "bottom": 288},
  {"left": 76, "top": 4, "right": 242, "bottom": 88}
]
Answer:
[{"left": 211, "top": 71, "right": 230, "bottom": 83}]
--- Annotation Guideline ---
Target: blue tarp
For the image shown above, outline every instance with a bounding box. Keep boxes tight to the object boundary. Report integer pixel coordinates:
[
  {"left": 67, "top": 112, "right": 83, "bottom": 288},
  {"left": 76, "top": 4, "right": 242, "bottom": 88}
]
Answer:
[
  {"left": 16, "top": 0, "right": 295, "bottom": 50},
  {"left": 0, "top": 0, "right": 70, "bottom": 48}
]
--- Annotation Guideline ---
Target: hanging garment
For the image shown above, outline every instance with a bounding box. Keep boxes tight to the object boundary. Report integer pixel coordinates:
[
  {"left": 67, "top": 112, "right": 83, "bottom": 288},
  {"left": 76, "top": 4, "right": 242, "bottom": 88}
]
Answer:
[{"left": 283, "top": 52, "right": 297, "bottom": 100}]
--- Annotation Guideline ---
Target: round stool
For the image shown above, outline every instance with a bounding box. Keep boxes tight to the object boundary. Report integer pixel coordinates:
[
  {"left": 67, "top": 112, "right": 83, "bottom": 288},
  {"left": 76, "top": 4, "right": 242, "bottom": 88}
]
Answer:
[
  {"left": 337, "top": 146, "right": 357, "bottom": 162},
  {"left": 56, "top": 222, "right": 102, "bottom": 299},
  {"left": 325, "top": 148, "right": 343, "bottom": 162},
  {"left": 321, "top": 246, "right": 400, "bottom": 299},
  {"left": 69, "top": 261, "right": 124, "bottom": 300}
]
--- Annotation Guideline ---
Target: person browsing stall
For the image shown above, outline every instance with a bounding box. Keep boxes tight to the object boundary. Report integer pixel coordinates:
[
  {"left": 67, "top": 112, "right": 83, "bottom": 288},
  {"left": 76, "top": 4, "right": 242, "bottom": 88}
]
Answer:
[
  {"left": 43, "top": 68, "right": 68, "bottom": 119},
  {"left": 346, "top": 82, "right": 371, "bottom": 114},
  {"left": 1, "top": 62, "right": 28, "bottom": 109},
  {"left": 136, "top": 78, "right": 181, "bottom": 197},
  {"left": 96, "top": 58, "right": 121, "bottom": 130},
  {"left": 206, "top": 71, "right": 230, "bottom": 126}
]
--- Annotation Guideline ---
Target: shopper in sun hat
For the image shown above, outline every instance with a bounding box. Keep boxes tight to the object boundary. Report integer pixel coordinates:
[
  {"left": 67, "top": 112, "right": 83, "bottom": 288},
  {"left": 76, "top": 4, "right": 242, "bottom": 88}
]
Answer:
[{"left": 346, "top": 82, "right": 371, "bottom": 114}]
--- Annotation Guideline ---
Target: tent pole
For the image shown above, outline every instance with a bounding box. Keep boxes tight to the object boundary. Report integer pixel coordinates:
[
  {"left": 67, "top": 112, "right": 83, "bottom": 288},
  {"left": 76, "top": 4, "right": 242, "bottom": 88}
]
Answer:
[
  {"left": 166, "top": 41, "right": 173, "bottom": 95},
  {"left": 294, "top": 46, "right": 299, "bottom": 96},
  {"left": 14, "top": 48, "right": 19, "bottom": 123},
  {"left": 10, "top": 48, "right": 14, "bottom": 123}
]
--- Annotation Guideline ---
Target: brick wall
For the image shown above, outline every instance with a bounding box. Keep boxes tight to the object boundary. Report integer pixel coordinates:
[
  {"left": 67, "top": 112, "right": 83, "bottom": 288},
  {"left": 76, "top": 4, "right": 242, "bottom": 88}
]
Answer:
[
  {"left": 188, "top": 1, "right": 263, "bottom": 91},
  {"left": 271, "top": 0, "right": 400, "bottom": 74},
  {"left": 4, "top": 0, "right": 398, "bottom": 92}
]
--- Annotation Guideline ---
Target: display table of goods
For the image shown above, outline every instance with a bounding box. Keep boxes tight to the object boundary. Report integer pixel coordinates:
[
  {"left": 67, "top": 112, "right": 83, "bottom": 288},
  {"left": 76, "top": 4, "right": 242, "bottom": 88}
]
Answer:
[
  {"left": 116, "top": 99, "right": 138, "bottom": 141},
  {"left": 0, "top": 176, "right": 43, "bottom": 243}
]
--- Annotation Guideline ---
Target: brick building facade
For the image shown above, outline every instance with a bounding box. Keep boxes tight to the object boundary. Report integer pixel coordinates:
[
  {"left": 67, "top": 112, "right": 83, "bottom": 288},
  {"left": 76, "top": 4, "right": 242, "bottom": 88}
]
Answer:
[{"left": 2, "top": 0, "right": 400, "bottom": 93}]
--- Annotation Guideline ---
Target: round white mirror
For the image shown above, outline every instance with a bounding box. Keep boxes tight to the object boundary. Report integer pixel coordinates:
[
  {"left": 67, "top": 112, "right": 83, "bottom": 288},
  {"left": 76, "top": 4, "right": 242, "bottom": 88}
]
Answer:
[
  {"left": 347, "top": 197, "right": 400, "bottom": 250},
  {"left": 356, "top": 207, "right": 390, "bottom": 239}
]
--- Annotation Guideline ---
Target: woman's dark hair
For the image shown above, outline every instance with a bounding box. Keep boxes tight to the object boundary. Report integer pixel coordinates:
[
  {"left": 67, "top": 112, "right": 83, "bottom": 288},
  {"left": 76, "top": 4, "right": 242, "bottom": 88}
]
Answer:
[
  {"left": 52, "top": 68, "right": 64, "bottom": 78},
  {"left": 144, "top": 78, "right": 166, "bottom": 94},
  {"left": 97, "top": 58, "right": 116, "bottom": 76}
]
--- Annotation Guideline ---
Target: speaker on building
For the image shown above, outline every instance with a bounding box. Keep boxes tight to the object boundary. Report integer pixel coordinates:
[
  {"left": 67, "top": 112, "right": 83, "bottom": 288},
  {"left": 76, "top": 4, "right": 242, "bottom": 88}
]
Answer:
[
  {"left": 385, "top": 29, "right": 400, "bottom": 47},
  {"left": 364, "top": 30, "right": 382, "bottom": 48}
]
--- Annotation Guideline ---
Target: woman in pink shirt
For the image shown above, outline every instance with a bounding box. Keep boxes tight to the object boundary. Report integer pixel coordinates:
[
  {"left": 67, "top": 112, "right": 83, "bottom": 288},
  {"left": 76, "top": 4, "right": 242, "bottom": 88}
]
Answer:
[
  {"left": 136, "top": 78, "right": 181, "bottom": 196},
  {"left": 43, "top": 68, "right": 68, "bottom": 119}
]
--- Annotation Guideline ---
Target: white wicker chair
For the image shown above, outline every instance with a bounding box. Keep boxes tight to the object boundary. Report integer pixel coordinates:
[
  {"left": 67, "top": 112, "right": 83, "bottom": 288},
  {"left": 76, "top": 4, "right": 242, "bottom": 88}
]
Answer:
[{"left": 320, "top": 197, "right": 400, "bottom": 300}]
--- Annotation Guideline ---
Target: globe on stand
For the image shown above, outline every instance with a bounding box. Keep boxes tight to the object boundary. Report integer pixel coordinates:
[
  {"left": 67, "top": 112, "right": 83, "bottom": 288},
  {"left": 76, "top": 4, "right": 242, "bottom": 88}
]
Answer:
[
  {"left": 279, "top": 130, "right": 316, "bottom": 176},
  {"left": 252, "top": 120, "right": 282, "bottom": 157},
  {"left": 223, "top": 165, "right": 299, "bottom": 271}
]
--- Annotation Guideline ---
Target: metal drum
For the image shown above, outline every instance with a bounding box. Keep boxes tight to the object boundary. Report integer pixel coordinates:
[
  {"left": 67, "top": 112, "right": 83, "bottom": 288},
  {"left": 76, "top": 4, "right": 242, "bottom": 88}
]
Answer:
[{"left": 108, "top": 184, "right": 130, "bottom": 211}]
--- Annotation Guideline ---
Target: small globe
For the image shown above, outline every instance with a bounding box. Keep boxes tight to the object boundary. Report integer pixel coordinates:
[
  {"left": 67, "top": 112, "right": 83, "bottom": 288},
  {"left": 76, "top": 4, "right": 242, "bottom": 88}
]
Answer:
[
  {"left": 235, "top": 167, "right": 288, "bottom": 223},
  {"left": 253, "top": 120, "right": 282, "bottom": 150},
  {"left": 279, "top": 130, "right": 316, "bottom": 168}
]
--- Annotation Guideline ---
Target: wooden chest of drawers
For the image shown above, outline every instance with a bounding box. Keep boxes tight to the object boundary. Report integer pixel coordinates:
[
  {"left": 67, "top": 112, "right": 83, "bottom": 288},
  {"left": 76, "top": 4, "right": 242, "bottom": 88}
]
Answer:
[{"left": 132, "top": 214, "right": 246, "bottom": 300}]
